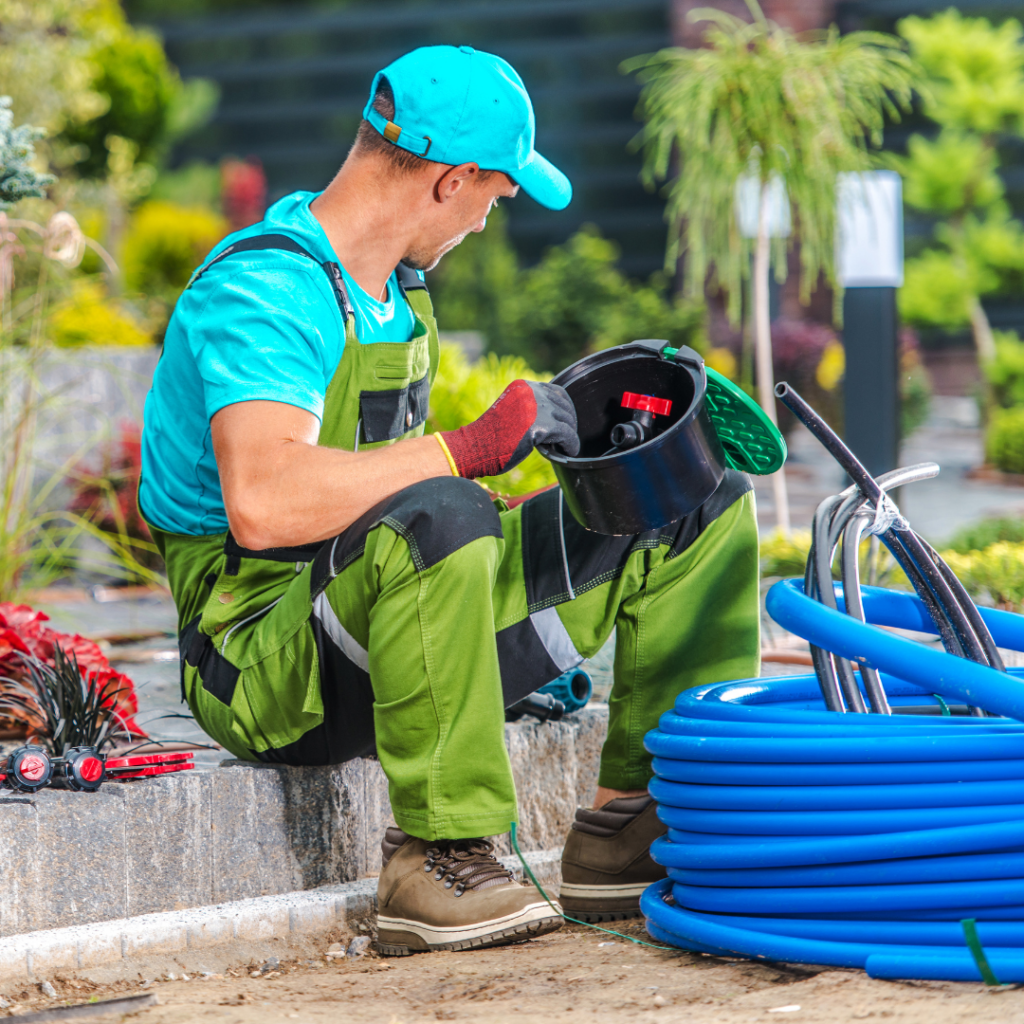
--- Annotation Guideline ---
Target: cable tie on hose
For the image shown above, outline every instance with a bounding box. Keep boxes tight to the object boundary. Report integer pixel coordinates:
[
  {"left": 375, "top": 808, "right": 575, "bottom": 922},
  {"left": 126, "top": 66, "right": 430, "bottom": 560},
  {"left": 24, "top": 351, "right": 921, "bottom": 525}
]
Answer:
[
  {"left": 865, "top": 493, "right": 909, "bottom": 536},
  {"left": 961, "top": 918, "right": 1002, "bottom": 985}
]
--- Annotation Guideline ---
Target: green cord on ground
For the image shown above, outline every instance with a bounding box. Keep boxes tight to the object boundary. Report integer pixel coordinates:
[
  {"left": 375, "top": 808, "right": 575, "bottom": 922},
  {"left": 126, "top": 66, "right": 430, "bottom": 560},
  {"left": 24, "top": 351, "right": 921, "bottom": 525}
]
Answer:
[
  {"left": 509, "top": 820, "right": 675, "bottom": 952},
  {"left": 961, "top": 918, "right": 1001, "bottom": 985},
  {"left": 933, "top": 694, "right": 951, "bottom": 716}
]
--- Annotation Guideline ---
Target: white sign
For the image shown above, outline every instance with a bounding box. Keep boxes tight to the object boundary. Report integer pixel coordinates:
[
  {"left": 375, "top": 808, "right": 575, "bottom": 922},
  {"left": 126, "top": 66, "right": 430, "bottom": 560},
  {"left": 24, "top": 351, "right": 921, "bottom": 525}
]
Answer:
[
  {"left": 735, "top": 174, "right": 791, "bottom": 240},
  {"left": 836, "top": 171, "right": 903, "bottom": 288}
]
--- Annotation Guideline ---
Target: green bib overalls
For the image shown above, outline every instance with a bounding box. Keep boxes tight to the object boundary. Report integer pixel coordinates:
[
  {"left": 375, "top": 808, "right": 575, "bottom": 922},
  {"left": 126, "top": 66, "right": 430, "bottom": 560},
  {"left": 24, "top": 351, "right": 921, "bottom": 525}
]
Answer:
[{"left": 150, "top": 237, "right": 762, "bottom": 842}]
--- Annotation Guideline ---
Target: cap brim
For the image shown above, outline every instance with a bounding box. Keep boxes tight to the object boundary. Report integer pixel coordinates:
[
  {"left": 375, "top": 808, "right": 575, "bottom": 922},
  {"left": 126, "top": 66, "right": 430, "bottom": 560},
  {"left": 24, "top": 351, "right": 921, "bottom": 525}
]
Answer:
[{"left": 515, "top": 149, "right": 572, "bottom": 211}]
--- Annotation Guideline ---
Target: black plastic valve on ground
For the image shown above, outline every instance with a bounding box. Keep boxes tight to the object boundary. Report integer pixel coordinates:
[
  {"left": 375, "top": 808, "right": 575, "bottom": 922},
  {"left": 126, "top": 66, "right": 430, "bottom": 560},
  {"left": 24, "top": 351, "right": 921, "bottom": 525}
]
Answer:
[
  {"left": 58, "top": 746, "right": 105, "bottom": 792},
  {"left": 2, "top": 745, "right": 53, "bottom": 793}
]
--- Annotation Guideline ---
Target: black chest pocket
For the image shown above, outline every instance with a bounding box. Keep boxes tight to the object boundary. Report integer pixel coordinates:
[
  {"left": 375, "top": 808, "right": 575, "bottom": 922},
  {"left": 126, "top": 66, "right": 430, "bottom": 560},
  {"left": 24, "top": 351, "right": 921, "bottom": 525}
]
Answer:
[{"left": 359, "top": 373, "right": 430, "bottom": 443}]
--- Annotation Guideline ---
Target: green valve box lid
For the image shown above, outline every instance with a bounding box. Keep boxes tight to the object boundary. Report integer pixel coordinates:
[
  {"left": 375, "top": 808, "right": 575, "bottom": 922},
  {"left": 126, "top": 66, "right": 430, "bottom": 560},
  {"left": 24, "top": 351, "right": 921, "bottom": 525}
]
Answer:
[{"left": 663, "top": 347, "right": 787, "bottom": 475}]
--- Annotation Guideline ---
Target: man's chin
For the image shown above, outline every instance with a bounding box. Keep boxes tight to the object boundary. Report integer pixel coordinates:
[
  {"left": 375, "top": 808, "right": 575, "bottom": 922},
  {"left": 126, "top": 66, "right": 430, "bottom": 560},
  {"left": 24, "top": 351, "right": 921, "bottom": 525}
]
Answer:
[
  {"left": 401, "top": 252, "right": 443, "bottom": 272},
  {"left": 403, "top": 235, "right": 470, "bottom": 272}
]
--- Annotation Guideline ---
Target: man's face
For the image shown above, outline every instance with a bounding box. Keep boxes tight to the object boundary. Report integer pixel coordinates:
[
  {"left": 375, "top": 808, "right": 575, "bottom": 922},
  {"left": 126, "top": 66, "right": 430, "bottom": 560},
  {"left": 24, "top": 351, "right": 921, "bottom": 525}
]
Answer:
[{"left": 403, "top": 170, "right": 518, "bottom": 271}]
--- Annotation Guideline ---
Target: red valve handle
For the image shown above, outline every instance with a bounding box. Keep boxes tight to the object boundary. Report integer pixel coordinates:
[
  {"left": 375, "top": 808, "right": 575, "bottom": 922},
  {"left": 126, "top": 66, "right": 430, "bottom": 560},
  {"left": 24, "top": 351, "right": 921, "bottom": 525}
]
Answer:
[{"left": 621, "top": 392, "right": 672, "bottom": 417}]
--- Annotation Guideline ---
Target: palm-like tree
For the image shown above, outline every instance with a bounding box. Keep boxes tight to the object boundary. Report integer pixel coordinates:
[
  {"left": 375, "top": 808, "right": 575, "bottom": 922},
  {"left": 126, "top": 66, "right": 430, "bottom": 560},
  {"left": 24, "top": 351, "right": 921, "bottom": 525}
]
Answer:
[{"left": 625, "top": 0, "right": 918, "bottom": 532}]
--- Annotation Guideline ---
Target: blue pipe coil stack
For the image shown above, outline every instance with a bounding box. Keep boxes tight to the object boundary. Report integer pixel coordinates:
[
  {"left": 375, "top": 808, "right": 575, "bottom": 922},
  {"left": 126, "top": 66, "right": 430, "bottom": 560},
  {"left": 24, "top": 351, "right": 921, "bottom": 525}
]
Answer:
[{"left": 642, "top": 578, "right": 1024, "bottom": 982}]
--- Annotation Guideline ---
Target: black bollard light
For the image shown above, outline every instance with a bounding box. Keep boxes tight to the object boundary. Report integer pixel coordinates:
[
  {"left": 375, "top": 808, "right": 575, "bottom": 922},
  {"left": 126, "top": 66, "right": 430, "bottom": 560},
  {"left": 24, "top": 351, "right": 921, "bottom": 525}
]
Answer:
[{"left": 837, "top": 171, "right": 904, "bottom": 480}]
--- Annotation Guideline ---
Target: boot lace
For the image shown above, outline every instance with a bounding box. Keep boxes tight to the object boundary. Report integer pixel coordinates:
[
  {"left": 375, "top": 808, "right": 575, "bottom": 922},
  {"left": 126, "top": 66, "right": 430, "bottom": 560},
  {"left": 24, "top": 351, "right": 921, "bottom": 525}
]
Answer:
[{"left": 423, "top": 838, "right": 515, "bottom": 897}]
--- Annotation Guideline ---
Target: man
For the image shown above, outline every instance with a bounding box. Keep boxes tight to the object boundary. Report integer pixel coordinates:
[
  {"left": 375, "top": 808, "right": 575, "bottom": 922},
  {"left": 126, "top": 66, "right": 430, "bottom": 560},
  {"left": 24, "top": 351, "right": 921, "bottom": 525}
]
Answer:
[{"left": 141, "top": 44, "right": 759, "bottom": 956}]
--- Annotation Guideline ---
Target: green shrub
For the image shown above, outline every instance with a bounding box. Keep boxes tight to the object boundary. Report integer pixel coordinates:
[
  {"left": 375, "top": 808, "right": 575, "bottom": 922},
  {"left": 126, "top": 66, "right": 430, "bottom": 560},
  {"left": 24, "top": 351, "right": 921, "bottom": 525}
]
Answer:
[
  {"left": 429, "top": 213, "right": 706, "bottom": 373},
  {"left": 986, "top": 405, "right": 1024, "bottom": 473},
  {"left": 49, "top": 281, "right": 151, "bottom": 347},
  {"left": 760, "top": 529, "right": 812, "bottom": 578},
  {"left": 900, "top": 332, "right": 933, "bottom": 438},
  {"left": 945, "top": 516, "right": 1024, "bottom": 554},
  {"left": 760, "top": 528, "right": 908, "bottom": 589},
  {"left": 148, "top": 161, "right": 221, "bottom": 209},
  {"left": 60, "top": 20, "right": 217, "bottom": 179},
  {"left": 122, "top": 200, "right": 227, "bottom": 299},
  {"left": 427, "top": 342, "right": 557, "bottom": 497},
  {"left": 982, "top": 329, "right": 1024, "bottom": 408},
  {"left": 512, "top": 227, "right": 705, "bottom": 372},
  {"left": 942, "top": 542, "right": 1024, "bottom": 611},
  {"left": 898, "top": 248, "right": 975, "bottom": 329}
]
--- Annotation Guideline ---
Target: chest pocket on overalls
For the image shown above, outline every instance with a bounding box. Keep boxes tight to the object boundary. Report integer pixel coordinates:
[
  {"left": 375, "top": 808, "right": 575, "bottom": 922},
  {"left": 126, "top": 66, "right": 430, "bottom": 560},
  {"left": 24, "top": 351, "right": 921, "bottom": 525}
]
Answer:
[
  {"left": 359, "top": 371, "right": 430, "bottom": 443},
  {"left": 353, "top": 313, "right": 433, "bottom": 446}
]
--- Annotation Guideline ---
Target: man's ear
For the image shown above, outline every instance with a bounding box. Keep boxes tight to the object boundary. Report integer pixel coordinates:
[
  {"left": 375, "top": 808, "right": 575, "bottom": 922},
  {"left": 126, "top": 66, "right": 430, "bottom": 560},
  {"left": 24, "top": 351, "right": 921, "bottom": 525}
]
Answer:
[{"left": 434, "top": 162, "right": 480, "bottom": 203}]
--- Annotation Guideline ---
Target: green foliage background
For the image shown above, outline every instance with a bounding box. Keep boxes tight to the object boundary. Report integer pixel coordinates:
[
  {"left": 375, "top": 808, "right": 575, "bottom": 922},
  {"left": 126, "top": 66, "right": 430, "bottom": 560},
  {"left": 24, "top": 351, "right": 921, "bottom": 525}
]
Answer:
[
  {"left": 428, "top": 206, "right": 705, "bottom": 374},
  {"left": 985, "top": 406, "right": 1024, "bottom": 474},
  {"left": 426, "top": 342, "right": 557, "bottom": 497},
  {"left": 624, "top": 4, "right": 916, "bottom": 323},
  {"left": 60, "top": 30, "right": 217, "bottom": 179},
  {"left": 760, "top": 520, "right": 1024, "bottom": 613},
  {"left": 894, "top": 11, "right": 1024, "bottom": 331},
  {"left": 122, "top": 201, "right": 227, "bottom": 299}
]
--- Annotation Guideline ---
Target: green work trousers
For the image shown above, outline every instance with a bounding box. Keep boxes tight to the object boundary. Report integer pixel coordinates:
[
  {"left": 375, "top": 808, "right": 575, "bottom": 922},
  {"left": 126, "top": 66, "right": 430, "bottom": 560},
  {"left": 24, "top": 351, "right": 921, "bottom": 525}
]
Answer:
[{"left": 170, "top": 473, "right": 760, "bottom": 841}]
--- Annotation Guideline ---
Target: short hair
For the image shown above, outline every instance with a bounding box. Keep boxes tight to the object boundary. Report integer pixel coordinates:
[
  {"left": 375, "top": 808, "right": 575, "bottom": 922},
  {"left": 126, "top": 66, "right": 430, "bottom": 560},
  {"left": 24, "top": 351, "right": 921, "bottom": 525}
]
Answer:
[
  {"left": 354, "top": 77, "right": 436, "bottom": 175},
  {"left": 354, "top": 75, "right": 498, "bottom": 182}
]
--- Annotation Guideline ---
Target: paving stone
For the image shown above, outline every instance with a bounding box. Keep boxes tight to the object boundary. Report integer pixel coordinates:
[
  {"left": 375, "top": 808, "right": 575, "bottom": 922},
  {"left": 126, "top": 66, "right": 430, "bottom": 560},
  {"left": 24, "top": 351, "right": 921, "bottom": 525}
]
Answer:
[
  {"left": 0, "top": 707, "right": 609, "bottom": 937},
  {"left": 124, "top": 771, "right": 211, "bottom": 916},
  {"left": 0, "top": 796, "right": 42, "bottom": 937},
  {"left": 0, "top": 855, "right": 554, "bottom": 982},
  {"left": 253, "top": 763, "right": 342, "bottom": 891},
  {"left": 357, "top": 757, "right": 397, "bottom": 878},
  {"left": 30, "top": 789, "right": 126, "bottom": 934},
  {"left": 507, "top": 719, "right": 579, "bottom": 853},
  {"left": 572, "top": 705, "right": 609, "bottom": 807},
  {"left": 209, "top": 762, "right": 296, "bottom": 903}
]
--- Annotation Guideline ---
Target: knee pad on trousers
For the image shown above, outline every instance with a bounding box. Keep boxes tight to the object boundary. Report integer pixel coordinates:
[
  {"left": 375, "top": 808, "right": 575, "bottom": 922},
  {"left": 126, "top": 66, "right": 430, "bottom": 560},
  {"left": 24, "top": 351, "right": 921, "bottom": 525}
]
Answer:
[{"left": 310, "top": 476, "right": 502, "bottom": 597}]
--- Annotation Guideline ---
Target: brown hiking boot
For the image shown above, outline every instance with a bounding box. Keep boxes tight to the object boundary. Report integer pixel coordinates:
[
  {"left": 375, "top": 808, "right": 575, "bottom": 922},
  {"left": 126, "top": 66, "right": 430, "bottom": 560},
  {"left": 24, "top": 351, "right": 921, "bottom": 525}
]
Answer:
[
  {"left": 559, "top": 795, "right": 667, "bottom": 922},
  {"left": 375, "top": 828, "right": 563, "bottom": 955}
]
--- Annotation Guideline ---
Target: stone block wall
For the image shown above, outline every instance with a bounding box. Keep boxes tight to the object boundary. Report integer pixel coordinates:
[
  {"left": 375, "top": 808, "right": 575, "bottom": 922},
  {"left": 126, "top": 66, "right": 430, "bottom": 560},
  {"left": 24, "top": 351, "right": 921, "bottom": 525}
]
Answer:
[{"left": 0, "top": 707, "right": 607, "bottom": 938}]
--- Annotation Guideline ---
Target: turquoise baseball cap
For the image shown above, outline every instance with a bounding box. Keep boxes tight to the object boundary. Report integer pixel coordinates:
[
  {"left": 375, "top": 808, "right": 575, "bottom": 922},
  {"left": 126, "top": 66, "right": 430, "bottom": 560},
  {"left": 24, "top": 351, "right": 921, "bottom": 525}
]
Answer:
[{"left": 363, "top": 45, "right": 572, "bottom": 211}]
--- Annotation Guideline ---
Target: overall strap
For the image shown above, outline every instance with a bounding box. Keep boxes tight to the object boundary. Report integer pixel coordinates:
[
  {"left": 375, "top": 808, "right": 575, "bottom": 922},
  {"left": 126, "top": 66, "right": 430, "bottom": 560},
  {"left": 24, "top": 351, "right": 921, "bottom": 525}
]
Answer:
[
  {"left": 186, "top": 233, "right": 355, "bottom": 323},
  {"left": 394, "top": 261, "right": 428, "bottom": 294},
  {"left": 394, "top": 261, "right": 439, "bottom": 383}
]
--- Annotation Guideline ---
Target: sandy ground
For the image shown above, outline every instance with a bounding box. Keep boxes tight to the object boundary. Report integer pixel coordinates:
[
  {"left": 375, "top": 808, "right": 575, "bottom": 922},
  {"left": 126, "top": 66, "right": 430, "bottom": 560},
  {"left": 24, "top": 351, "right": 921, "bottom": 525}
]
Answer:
[{"left": 3, "top": 920, "right": 1024, "bottom": 1024}]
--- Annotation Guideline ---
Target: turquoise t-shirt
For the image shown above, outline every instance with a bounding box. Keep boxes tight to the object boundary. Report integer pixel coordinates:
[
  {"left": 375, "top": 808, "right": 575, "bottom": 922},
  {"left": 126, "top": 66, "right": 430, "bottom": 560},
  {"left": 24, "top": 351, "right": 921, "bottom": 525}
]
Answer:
[{"left": 140, "top": 190, "right": 418, "bottom": 536}]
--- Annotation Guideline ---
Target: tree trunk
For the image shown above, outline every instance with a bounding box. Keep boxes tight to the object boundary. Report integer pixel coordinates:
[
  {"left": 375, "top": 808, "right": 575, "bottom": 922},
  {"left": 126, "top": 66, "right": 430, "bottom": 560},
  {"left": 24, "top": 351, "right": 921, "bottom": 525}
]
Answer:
[
  {"left": 753, "top": 180, "right": 790, "bottom": 535},
  {"left": 969, "top": 295, "right": 996, "bottom": 365}
]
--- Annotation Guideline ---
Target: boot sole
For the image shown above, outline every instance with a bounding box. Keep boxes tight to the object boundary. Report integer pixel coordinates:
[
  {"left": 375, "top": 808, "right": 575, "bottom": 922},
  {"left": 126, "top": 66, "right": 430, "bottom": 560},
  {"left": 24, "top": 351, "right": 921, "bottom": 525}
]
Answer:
[
  {"left": 563, "top": 906, "right": 643, "bottom": 923},
  {"left": 376, "top": 904, "right": 563, "bottom": 956},
  {"left": 559, "top": 881, "right": 655, "bottom": 923}
]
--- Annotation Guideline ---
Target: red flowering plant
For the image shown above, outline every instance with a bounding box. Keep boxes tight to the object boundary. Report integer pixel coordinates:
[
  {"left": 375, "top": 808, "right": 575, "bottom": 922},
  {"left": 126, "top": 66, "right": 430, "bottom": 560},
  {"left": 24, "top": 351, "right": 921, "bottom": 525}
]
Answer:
[
  {"left": 0, "top": 602, "right": 146, "bottom": 748},
  {"left": 66, "top": 420, "right": 164, "bottom": 579},
  {"left": 221, "top": 158, "right": 267, "bottom": 232}
]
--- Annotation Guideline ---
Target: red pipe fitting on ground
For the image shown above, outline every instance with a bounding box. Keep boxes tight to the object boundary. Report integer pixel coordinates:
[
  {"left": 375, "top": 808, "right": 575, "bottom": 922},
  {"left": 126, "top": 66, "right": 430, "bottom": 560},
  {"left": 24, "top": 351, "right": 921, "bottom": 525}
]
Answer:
[
  {"left": 58, "top": 746, "right": 106, "bottom": 792},
  {"left": 1, "top": 745, "right": 53, "bottom": 793},
  {"left": 0, "top": 748, "right": 194, "bottom": 792}
]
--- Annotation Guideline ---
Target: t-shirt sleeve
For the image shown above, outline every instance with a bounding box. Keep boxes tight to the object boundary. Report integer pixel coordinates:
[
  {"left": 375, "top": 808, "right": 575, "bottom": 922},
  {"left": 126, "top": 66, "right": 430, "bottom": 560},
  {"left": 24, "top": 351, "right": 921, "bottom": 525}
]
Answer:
[{"left": 188, "top": 263, "right": 339, "bottom": 422}]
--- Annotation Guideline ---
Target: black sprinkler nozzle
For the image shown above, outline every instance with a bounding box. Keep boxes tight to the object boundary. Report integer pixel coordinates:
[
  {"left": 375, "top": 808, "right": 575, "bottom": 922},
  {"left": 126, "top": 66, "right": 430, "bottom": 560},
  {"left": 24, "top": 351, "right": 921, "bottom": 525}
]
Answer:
[{"left": 505, "top": 692, "right": 566, "bottom": 724}]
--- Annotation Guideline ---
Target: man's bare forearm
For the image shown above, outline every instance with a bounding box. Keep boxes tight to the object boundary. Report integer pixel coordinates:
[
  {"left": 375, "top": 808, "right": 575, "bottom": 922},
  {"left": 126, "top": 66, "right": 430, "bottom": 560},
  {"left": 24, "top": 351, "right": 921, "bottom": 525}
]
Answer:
[{"left": 212, "top": 401, "right": 452, "bottom": 549}]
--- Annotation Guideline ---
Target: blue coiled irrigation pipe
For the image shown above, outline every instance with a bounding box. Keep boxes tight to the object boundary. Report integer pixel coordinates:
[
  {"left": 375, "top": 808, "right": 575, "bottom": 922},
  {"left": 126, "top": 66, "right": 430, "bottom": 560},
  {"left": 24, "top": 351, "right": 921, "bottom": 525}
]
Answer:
[{"left": 641, "top": 579, "right": 1024, "bottom": 982}]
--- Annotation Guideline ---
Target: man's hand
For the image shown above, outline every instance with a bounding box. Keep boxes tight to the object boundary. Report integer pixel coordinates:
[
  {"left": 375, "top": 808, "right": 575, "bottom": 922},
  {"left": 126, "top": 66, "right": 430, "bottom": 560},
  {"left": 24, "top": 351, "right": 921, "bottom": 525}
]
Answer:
[{"left": 440, "top": 380, "right": 579, "bottom": 480}]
